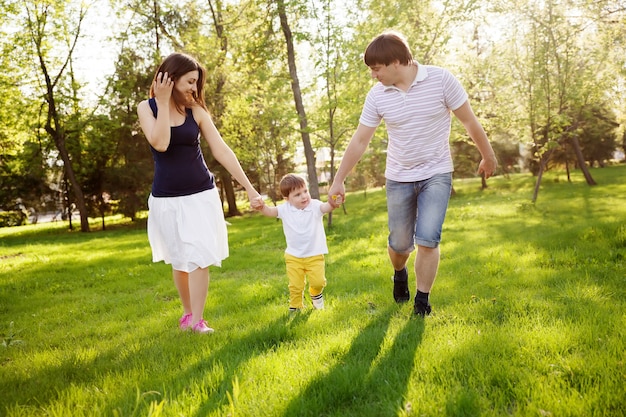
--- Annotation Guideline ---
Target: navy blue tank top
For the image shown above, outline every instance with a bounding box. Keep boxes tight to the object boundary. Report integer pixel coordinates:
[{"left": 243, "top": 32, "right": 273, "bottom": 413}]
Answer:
[{"left": 148, "top": 98, "right": 215, "bottom": 197}]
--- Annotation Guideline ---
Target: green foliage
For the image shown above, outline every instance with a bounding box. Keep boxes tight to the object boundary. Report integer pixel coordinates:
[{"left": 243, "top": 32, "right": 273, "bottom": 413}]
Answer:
[
  {"left": 0, "top": 150, "right": 49, "bottom": 213},
  {"left": 0, "top": 211, "right": 28, "bottom": 227},
  {"left": 104, "top": 49, "right": 155, "bottom": 220},
  {"left": 1, "top": 322, "right": 24, "bottom": 348},
  {"left": 577, "top": 103, "right": 620, "bottom": 166},
  {"left": 0, "top": 72, "right": 31, "bottom": 157},
  {"left": 500, "top": 0, "right": 622, "bottom": 173},
  {"left": 3, "top": 0, "right": 625, "bottom": 221},
  {"left": 1, "top": 166, "right": 625, "bottom": 416},
  {"left": 0, "top": 50, "right": 44, "bottom": 211}
]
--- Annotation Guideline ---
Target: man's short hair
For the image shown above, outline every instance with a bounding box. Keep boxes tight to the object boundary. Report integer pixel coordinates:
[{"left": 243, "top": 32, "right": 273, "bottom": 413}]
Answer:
[{"left": 364, "top": 31, "right": 413, "bottom": 67}]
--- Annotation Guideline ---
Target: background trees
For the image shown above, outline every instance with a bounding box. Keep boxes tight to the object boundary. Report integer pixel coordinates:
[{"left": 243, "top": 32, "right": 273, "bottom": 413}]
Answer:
[{"left": 1, "top": 0, "right": 624, "bottom": 227}]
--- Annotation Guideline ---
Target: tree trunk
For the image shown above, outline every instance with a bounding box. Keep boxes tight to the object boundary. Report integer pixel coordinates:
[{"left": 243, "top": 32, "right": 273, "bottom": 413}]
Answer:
[
  {"left": 43, "top": 85, "right": 90, "bottom": 232},
  {"left": 50, "top": 131, "right": 89, "bottom": 232},
  {"left": 220, "top": 170, "right": 241, "bottom": 217},
  {"left": 570, "top": 135, "right": 597, "bottom": 186},
  {"left": 30, "top": 4, "right": 90, "bottom": 231},
  {"left": 532, "top": 159, "right": 546, "bottom": 203},
  {"left": 532, "top": 148, "right": 555, "bottom": 203},
  {"left": 208, "top": 0, "right": 240, "bottom": 216},
  {"left": 276, "top": 0, "right": 320, "bottom": 199}
]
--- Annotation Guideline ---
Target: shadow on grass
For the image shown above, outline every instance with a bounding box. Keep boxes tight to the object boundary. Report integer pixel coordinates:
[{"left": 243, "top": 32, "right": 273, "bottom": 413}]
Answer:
[
  {"left": 187, "top": 312, "right": 312, "bottom": 417},
  {"left": 46, "top": 308, "right": 312, "bottom": 416},
  {"left": 279, "top": 306, "right": 425, "bottom": 417},
  {"left": 443, "top": 171, "right": 626, "bottom": 313},
  {"left": 18, "top": 311, "right": 304, "bottom": 416},
  {"left": 1, "top": 301, "right": 307, "bottom": 416},
  {"left": 3, "top": 167, "right": 624, "bottom": 415},
  {"left": 0, "top": 316, "right": 167, "bottom": 413}
]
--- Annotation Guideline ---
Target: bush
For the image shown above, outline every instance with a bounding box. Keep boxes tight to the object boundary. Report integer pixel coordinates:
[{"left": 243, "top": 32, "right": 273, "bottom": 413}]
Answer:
[{"left": 0, "top": 210, "right": 28, "bottom": 227}]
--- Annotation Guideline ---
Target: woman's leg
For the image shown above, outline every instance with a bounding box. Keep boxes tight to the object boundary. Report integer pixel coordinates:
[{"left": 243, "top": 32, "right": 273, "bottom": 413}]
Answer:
[
  {"left": 173, "top": 269, "right": 192, "bottom": 315},
  {"left": 188, "top": 267, "right": 210, "bottom": 326}
]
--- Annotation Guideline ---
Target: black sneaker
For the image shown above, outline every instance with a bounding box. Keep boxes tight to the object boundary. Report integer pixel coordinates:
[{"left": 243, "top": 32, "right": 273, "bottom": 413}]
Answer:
[
  {"left": 413, "top": 298, "right": 432, "bottom": 317},
  {"left": 393, "top": 267, "right": 410, "bottom": 303}
]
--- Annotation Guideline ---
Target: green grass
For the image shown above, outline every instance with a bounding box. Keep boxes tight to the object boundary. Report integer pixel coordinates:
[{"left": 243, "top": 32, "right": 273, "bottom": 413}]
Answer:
[{"left": 1, "top": 166, "right": 625, "bottom": 417}]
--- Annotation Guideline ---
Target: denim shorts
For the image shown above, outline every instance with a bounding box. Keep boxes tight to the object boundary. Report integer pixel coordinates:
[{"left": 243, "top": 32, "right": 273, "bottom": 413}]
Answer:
[{"left": 386, "top": 173, "right": 452, "bottom": 251}]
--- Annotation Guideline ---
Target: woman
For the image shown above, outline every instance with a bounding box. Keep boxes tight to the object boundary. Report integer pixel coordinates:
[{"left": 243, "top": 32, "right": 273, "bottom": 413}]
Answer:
[{"left": 137, "top": 52, "right": 261, "bottom": 333}]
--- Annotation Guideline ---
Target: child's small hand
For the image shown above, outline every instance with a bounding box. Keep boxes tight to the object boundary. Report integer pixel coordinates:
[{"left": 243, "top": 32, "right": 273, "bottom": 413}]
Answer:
[
  {"left": 251, "top": 196, "right": 265, "bottom": 211},
  {"left": 330, "top": 194, "right": 343, "bottom": 207}
]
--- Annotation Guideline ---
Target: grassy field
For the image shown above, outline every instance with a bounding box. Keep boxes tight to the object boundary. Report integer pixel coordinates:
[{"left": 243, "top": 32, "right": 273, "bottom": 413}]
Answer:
[{"left": 1, "top": 166, "right": 625, "bottom": 417}]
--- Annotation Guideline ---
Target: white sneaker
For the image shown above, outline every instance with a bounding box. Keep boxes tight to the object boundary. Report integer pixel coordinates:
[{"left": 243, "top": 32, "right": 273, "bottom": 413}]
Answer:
[{"left": 311, "top": 294, "right": 325, "bottom": 309}]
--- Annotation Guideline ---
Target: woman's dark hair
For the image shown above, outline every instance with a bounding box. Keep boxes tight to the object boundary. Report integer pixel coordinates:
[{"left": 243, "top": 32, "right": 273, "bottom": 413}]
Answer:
[
  {"left": 364, "top": 31, "right": 413, "bottom": 67},
  {"left": 150, "top": 52, "right": 208, "bottom": 114},
  {"left": 279, "top": 174, "right": 307, "bottom": 198}
]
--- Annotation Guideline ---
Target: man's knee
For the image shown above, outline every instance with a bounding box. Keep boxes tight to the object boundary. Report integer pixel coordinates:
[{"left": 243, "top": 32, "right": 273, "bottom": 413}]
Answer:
[
  {"left": 388, "top": 243, "right": 413, "bottom": 256},
  {"left": 416, "top": 242, "right": 439, "bottom": 250}
]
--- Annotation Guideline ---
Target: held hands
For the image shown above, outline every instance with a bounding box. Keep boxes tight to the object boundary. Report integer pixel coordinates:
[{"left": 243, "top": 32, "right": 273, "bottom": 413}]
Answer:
[
  {"left": 153, "top": 72, "right": 174, "bottom": 102},
  {"left": 329, "top": 194, "right": 343, "bottom": 207},
  {"left": 252, "top": 194, "right": 341, "bottom": 212},
  {"left": 327, "top": 182, "right": 345, "bottom": 208},
  {"left": 250, "top": 195, "right": 265, "bottom": 211}
]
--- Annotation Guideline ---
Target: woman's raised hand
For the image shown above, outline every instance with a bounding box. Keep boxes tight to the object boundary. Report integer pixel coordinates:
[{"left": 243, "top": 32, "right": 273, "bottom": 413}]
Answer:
[{"left": 153, "top": 71, "right": 173, "bottom": 102}]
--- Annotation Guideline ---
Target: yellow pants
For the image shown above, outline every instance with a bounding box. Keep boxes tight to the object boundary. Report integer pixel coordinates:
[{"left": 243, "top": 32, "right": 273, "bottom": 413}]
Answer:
[{"left": 284, "top": 253, "right": 326, "bottom": 309}]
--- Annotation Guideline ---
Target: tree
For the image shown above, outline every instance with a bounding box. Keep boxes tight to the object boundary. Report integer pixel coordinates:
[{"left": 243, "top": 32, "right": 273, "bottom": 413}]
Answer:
[
  {"left": 308, "top": 0, "right": 360, "bottom": 222},
  {"left": 219, "top": 0, "right": 297, "bottom": 202},
  {"left": 202, "top": 0, "right": 245, "bottom": 217},
  {"left": 576, "top": 103, "right": 619, "bottom": 167},
  {"left": 449, "top": 21, "right": 507, "bottom": 188},
  {"left": 274, "top": 0, "right": 320, "bottom": 199},
  {"left": 20, "top": 1, "right": 93, "bottom": 231},
  {"left": 0, "top": 58, "right": 44, "bottom": 213},
  {"left": 502, "top": 0, "right": 601, "bottom": 201},
  {"left": 4, "top": 0, "right": 626, "bottom": 225}
]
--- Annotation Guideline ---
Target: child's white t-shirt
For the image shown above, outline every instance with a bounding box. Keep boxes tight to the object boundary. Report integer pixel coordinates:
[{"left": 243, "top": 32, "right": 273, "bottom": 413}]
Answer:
[{"left": 277, "top": 199, "right": 328, "bottom": 258}]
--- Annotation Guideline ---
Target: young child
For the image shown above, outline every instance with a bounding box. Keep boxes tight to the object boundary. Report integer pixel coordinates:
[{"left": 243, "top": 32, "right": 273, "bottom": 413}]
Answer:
[{"left": 255, "top": 174, "right": 342, "bottom": 311}]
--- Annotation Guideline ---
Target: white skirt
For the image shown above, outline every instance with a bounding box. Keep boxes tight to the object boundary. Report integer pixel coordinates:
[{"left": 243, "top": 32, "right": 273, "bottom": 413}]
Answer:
[{"left": 147, "top": 188, "right": 228, "bottom": 272}]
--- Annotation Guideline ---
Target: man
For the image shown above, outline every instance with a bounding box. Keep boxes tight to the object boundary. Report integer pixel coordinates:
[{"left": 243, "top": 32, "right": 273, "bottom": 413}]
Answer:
[{"left": 328, "top": 31, "right": 497, "bottom": 316}]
